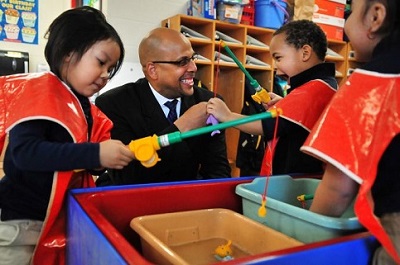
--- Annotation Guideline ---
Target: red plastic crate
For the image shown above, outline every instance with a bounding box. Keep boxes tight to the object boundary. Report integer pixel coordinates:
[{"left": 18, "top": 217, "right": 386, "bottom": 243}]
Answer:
[{"left": 241, "top": 0, "right": 255, "bottom": 25}]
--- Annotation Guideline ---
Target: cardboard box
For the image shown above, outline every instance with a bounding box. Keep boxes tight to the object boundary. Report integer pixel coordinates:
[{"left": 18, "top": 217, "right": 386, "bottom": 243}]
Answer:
[
  {"left": 313, "top": 13, "right": 345, "bottom": 41},
  {"left": 314, "top": 0, "right": 346, "bottom": 18},
  {"left": 187, "top": 0, "right": 216, "bottom": 19},
  {"left": 317, "top": 22, "right": 344, "bottom": 41},
  {"left": 235, "top": 175, "right": 364, "bottom": 243},
  {"left": 131, "top": 208, "right": 303, "bottom": 265}
]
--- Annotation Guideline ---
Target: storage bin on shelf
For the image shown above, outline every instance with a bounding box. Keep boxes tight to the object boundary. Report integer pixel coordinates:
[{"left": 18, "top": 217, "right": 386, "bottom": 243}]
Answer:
[
  {"left": 130, "top": 208, "right": 303, "bottom": 265},
  {"left": 254, "top": 0, "right": 288, "bottom": 29},
  {"left": 235, "top": 175, "right": 364, "bottom": 243},
  {"left": 240, "top": 0, "right": 255, "bottom": 25},
  {"left": 217, "top": 0, "right": 246, "bottom": 24}
]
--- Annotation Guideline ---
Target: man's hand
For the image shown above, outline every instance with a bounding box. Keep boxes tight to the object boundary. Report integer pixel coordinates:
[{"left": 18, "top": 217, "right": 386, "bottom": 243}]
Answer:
[{"left": 174, "top": 102, "right": 208, "bottom": 132}]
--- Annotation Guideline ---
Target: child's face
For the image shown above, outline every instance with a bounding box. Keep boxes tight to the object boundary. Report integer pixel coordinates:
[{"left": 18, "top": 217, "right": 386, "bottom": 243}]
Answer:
[
  {"left": 344, "top": 0, "right": 382, "bottom": 62},
  {"left": 62, "top": 38, "right": 121, "bottom": 97},
  {"left": 270, "top": 33, "right": 304, "bottom": 79}
]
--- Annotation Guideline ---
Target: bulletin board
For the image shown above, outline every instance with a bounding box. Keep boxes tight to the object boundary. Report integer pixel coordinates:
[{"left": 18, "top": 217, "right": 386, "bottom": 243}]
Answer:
[
  {"left": 0, "top": 0, "right": 39, "bottom": 45},
  {"left": 72, "top": 0, "right": 102, "bottom": 10}
]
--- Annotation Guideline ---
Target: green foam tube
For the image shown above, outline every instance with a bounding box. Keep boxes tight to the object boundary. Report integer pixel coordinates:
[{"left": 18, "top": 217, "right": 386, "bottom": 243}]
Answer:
[
  {"left": 157, "top": 111, "right": 277, "bottom": 147},
  {"left": 220, "top": 41, "right": 262, "bottom": 92},
  {"left": 297, "top": 194, "right": 314, "bottom": 201}
]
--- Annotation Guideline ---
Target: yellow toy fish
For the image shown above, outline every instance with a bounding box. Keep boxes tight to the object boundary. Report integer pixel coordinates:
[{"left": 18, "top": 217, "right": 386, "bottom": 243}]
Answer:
[
  {"left": 214, "top": 240, "right": 233, "bottom": 260},
  {"left": 258, "top": 197, "right": 267, "bottom": 217}
]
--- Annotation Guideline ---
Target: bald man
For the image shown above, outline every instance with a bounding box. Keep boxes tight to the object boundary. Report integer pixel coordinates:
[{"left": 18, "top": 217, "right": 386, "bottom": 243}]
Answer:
[{"left": 95, "top": 27, "right": 231, "bottom": 185}]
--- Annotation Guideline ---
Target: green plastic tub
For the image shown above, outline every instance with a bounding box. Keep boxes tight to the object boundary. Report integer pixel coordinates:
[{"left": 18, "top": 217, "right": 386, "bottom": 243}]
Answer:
[{"left": 235, "top": 175, "right": 364, "bottom": 243}]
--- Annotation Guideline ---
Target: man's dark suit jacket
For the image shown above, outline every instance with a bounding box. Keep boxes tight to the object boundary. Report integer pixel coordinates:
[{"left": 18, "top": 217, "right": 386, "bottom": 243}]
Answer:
[{"left": 95, "top": 78, "right": 231, "bottom": 185}]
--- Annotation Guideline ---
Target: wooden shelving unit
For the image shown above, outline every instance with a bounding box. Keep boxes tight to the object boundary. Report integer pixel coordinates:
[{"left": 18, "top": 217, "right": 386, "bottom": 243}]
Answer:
[
  {"left": 346, "top": 42, "right": 365, "bottom": 78},
  {"left": 161, "top": 14, "right": 349, "bottom": 177},
  {"left": 325, "top": 39, "right": 348, "bottom": 86}
]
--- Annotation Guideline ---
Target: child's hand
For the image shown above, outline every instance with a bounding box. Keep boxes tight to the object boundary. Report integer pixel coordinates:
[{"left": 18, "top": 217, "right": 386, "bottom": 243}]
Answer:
[
  {"left": 262, "top": 92, "right": 282, "bottom": 110},
  {"left": 99, "top": 139, "right": 135, "bottom": 169},
  {"left": 206, "top": 98, "right": 232, "bottom": 122}
]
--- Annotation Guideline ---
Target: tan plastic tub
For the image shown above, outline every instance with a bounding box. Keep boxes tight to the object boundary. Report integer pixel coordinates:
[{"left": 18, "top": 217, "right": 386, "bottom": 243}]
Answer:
[{"left": 130, "top": 208, "right": 303, "bottom": 265}]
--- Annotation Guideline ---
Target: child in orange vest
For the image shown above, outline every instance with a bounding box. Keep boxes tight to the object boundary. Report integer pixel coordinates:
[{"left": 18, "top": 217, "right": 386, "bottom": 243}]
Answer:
[
  {"left": 207, "top": 20, "right": 337, "bottom": 176},
  {"left": 302, "top": 0, "right": 400, "bottom": 263},
  {"left": 0, "top": 6, "right": 134, "bottom": 265}
]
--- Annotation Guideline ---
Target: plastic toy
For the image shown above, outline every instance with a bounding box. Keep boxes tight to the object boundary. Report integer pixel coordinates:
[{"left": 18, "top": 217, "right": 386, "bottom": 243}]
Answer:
[
  {"left": 258, "top": 197, "right": 267, "bottom": 217},
  {"left": 297, "top": 194, "right": 314, "bottom": 202},
  {"left": 297, "top": 194, "right": 314, "bottom": 209},
  {"left": 214, "top": 240, "right": 234, "bottom": 261},
  {"left": 206, "top": 114, "right": 221, "bottom": 136},
  {"left": 220, "top": 41, "right": 271, "bottom": 104},
  {"left": 128, "top": 109, "right": 281, "bottom": 167},
  {"left": 206, "top": 43, "right": 222, "bottom": 136}
]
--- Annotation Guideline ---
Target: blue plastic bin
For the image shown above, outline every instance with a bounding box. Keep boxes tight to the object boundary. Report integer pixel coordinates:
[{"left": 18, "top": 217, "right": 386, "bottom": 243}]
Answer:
[
  {"left": 254, "top": 0, "right": 288, "bottom": 29},
  {"left": 235, "top": 175, "right": 364, "bottom": 243}
]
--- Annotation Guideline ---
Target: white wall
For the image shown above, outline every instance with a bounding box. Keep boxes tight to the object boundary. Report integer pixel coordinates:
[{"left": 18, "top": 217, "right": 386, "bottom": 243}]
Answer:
[
  {"left": 0, "top": 0, "right": 188, "bottom": 72},
  {"left": 104, "top": 0, "right": 187, "bottom": 63}
]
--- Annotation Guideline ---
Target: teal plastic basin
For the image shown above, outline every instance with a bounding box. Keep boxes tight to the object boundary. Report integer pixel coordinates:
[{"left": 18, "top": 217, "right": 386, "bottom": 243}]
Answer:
[{"left": 235, "top": 175, "right": 364, "bottom": 243}]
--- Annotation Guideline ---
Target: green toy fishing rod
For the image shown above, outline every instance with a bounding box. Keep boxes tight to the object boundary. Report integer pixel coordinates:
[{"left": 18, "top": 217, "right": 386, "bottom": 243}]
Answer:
[
  {"left": 220, "top": 41, "right": 271, "bottom": 104},
  {"left": 129, "top": 109, "right": 281, "bottom": 167}
]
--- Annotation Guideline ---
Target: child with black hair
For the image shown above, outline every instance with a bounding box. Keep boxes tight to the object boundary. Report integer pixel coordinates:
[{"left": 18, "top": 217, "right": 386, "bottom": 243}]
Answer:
[
  {"left": 0, "top": 6, "right": 134, "bottom": 265},
  {"left": 303, "top": 0, "right": 400, "bottom": 263},
  {"left": 207, "top": 19, "right": 337, "bottom": 176}
]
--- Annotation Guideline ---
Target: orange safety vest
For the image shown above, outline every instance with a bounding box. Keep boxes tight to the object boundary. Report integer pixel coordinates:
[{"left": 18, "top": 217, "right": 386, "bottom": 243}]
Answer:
[
  {"left": 260, "top": 79, "right": 336, "bottom": 176},
  {"left": 302, "top": 69, "right": 400, "bottom": 263},
  {"left": 0, "top": 72, "right": 113, "bottom": 265}
]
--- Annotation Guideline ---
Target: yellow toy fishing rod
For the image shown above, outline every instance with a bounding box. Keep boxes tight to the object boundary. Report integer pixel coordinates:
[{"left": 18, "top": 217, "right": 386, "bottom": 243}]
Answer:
[{"left": 220, "top": 41, "right": 271, "bottom": 104}]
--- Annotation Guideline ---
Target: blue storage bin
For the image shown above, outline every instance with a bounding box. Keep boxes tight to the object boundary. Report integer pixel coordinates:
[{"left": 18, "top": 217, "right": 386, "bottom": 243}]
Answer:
[
  {"left": 235, "top": 175, "right": 364, "bottom": 243},
  {"left": 254, "top": 0, "right": 288, "bottom": 29}
]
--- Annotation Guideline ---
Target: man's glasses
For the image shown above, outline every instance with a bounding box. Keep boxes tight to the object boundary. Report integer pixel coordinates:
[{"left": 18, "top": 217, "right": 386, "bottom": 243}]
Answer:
[{"left": 152, "top": 53, "right": 198, "bottom": 67}]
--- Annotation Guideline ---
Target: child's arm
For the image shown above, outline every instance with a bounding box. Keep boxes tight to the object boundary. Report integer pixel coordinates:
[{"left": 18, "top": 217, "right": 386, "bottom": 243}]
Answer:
[
  {"left": 207, "top": 98, "right": 264, "bottom": 135},
  {"left": 9, "top": 120, "right": 134, "bottom": 172},
  {"left": 310, "top": 164, "right": 359, "bottom": 217}
]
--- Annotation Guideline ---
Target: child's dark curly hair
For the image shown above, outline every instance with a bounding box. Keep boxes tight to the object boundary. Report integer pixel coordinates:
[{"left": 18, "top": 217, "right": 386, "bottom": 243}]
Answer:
[{"left": 273, "top": 20, "right": 327, "bottom": 61}]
